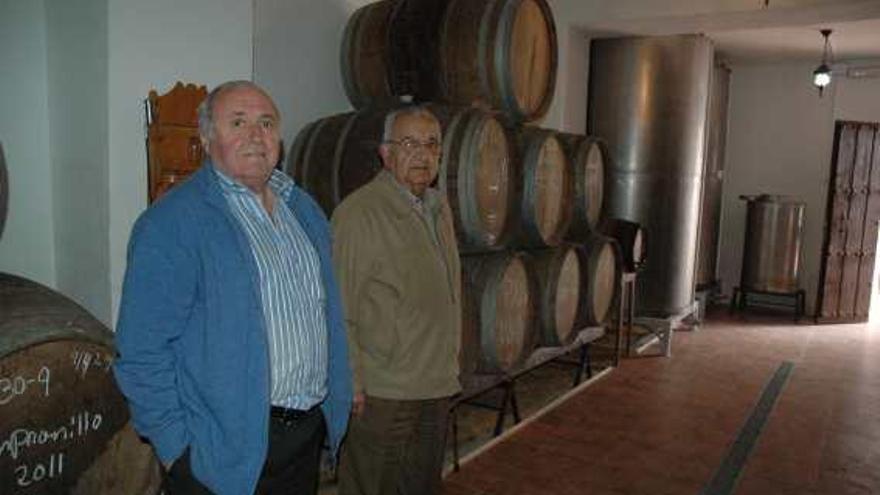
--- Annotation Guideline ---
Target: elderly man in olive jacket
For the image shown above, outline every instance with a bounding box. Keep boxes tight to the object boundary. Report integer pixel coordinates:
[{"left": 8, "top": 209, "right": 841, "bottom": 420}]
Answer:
[{"left": 332, "top": 106, "right": 461, "bottom": 495}]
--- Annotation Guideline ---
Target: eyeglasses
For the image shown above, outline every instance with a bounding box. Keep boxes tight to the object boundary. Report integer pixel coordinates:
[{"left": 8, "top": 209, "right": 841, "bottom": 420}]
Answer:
[{"left": 384, "top": 137, "right": 441, "bottom": 155}]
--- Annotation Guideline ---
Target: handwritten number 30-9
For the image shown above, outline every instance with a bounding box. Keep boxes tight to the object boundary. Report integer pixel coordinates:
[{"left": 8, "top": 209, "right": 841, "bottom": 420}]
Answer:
[{"left": 0, "top": 366, "right": 51, "bottom": 405}]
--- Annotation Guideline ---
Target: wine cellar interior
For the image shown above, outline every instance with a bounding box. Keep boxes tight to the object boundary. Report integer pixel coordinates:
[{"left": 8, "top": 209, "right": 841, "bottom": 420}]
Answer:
[{"left": 3, "top": 1, "right": 880, "bottom": 494}]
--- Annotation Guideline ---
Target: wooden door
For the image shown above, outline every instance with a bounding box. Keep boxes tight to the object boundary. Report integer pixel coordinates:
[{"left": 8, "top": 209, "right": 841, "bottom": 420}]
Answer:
[
  {"left": 817, "top": 121, "right": 880, "bottom": 322},
  {"left": 146, "top": 82, "right": 207, "bottom": 203}
]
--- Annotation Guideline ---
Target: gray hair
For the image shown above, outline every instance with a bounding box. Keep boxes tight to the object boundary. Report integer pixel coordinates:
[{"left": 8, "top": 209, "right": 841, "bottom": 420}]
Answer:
[
  {"left": 381, "top": 105, "right": 439, "bottom": 142},
  {"left": 197, "top": 80, "right": 280, "bottom": 142}
]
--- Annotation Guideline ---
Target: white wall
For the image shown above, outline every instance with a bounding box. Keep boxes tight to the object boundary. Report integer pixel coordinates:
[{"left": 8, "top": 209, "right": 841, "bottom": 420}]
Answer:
[
  {"left": 106, "top": 0, "right": 253, "bottom": 323},
  {"left": 0, "top": 0, "right": 56, "bottom": 287},
  {"left": 718, "top": 62, "right": 836, "bottom": 314},
  {"left": 254, "top": 0, "right": 367, "bottom": 148},
  {"left": 46, "top": 0, "right": 111, "bottom": 321},
  {"left": 1, "top": 0, "right": 253, "bottom": 325},
  {"left": 833, "top": 70, "right": 880, "bottom": 123}
]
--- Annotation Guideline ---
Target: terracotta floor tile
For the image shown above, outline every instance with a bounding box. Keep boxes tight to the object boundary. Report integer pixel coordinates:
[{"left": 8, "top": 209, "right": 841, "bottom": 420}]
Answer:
[
  {"left": 444, "top": 313, "right": 880, "bottom": 495},
  {"left": 734, "top": 472, "right": 815, "bottom": 495}
]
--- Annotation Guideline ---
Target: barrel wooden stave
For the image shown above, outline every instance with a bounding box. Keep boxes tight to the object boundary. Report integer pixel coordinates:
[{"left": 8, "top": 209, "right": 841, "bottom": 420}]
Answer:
[
  {"left": 559, "top": 134, "right": 606, "bottom": 238},
  {"left": 436, "top": 107, "right": 515, "bottom": 252},
  {"left": 0, "top": 273, "right": 159, "bottom": 494},
  {"left": 527, "top": 245, "right": 583, "bottom": 347},
  {"left": 577, "top": 236, "right": 620, "bottom": 326},
  {"left": 387, "top": 0, "right": 448, "bottom": 99},
  {"left": 438, "top": 0, "right": 557, "bottom": 121},
  {"left": 461, "top": 253, "right": 535, "bottom": 375},
  {"left": 342, "top": 0, "right": 558, "bottom": 122},
  {"left": 341, "top": 0, "right": 397, "bottom": 108},
  {"left": 285, "top": 108, "right": 391, "bottom": 216},
  {"left": 514, "top": 128, "right": 573, "bottom": 248},
  {"left": 505, "top": 0, "right": 556, "bottom": 117}
]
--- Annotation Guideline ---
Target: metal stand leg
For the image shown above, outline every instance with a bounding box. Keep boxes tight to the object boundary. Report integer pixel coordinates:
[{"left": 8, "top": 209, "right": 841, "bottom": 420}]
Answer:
[
  {"left": 616, "top": 276, "right": 624, "bottom": 366},
  {"left": 451, "top": 406, "right": 460, "bottom": 471},
  {"left": 659, "top": 324, "right": 673, "bottom": 357},
  {"left": 584, "top": 344, "right": 593, "bottom": 379},
  {"left": 572, "top": 345, "right": 587, "bottom": 386},
  {"left": 509, "top": 382, "right": 521, "bottom": 425},
  {"left": 628, "top": 278, "right": 636, "bottom": 354},
  {"left": 493, "top": 383, "right": 511, "bottom": 437},
  {"left": 620, "top": 272, "right": 636, "bottom": 359},
  {"left": 795, "top": 290, "right": 805, "bottom": 322}
]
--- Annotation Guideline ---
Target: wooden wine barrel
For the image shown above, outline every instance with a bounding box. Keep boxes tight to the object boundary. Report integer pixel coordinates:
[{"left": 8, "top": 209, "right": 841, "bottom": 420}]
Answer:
[
  {"left": 340, "top": 0, "right": 396, "bottom": 108},
  {"left": 286, "top": 108, "right": 391, "bottom": 216},
  {"left": 438, "top": 0, "right": 557, "bottom": 122},
  {"left": 461, "top": 252, "right": 535, "bottom": 375},
  {"left": 340, "top": 0, "right": 558, "bottom": 122},
  {"left": 602, "top": 218, "right": 647, "bottom": 273},
  {"left": 0, "top": 142, "right": 7, "bottom": 240},
  {"left": 387, "top": 0, "right": 448, "bottom": 100},
  {"left": 289, "top": 106, "right": 516, "bottom": 252},
  {"left": 559, "top": 134, "right": 606, "bottom": 238},
  {"left": 432, "top": 106, "right": 515, "bottom": 252},
  {"left": 514, "top": 128, "right": 573, "bottom": 247},
  {"left": 527, "top": 245, "right": 583, "bottom": 347},
  {"left": 0, "top": 273, "right": 160, "bottom": 494},
  {"left": 577, "top": 236, "right": 620, "bottom": 326}
]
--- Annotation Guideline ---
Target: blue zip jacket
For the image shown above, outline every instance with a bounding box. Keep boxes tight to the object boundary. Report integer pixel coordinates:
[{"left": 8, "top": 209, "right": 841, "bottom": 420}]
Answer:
[{"left": 113, "top": 165, "right": 352, "bottom": 494}]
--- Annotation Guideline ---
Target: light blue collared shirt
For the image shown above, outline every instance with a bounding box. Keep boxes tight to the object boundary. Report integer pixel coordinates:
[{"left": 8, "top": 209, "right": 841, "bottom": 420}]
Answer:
[{"left": 215, "top": 167, "right": 328, "bottom": 410}]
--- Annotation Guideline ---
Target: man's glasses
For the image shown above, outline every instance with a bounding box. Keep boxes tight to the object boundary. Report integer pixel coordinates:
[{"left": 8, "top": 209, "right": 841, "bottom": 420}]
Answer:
[{"left": 384, "top": 137, "right": 441, "bottom": 155}]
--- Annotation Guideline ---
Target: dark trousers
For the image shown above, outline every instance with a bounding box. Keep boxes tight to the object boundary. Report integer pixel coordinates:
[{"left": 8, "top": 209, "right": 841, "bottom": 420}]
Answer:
[
  {"left": 337, "top": 396, "right": 451, "bottom": 495},
  {"left": 163, "top": 408, "right": 326, "bottom": 495}
]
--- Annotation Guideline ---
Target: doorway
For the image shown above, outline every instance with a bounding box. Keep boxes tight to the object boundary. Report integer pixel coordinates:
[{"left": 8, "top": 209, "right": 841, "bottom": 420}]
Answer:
[{"left": 816, "top": 121, "right": 880, "bottom": 323}]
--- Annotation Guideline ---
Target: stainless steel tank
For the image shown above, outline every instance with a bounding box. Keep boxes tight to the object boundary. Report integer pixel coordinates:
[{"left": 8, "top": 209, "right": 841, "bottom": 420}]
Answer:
[
  {"left": 739, "top": 194, "right": 805, "bottom": 293},
  {"left": 588, "top": 34, "right": 712, "bottom": 316},
  {"left": 696, "top": 61, "right": 731, "bottom": 288}
]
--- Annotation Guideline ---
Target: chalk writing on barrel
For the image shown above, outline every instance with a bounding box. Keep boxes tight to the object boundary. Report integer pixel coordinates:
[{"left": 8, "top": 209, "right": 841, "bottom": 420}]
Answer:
[
  {"left": 0, "top": 411, "right": 103, "bottom": 461},
  {"left": 72, "top": 349, "right": 113, "bottom": 377},
  {"left": 0, "top": 366, "right": 50, "bottom": 405},
  {"left": 14, "top": 452, "right": 64, "bottom": 488}
]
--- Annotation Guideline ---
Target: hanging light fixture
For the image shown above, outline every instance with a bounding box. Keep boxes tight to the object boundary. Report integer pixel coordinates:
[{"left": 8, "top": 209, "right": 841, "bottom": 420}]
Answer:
[{"left": 812, "top": 29, "right": 833, "bottom": 97}]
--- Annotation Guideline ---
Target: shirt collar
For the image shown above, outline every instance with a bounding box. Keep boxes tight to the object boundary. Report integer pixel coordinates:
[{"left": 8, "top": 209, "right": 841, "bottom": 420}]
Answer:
[
  {"left": 380, "top": 170, "right": 441, "bottom": 216},
  {"left": 212, "top": 163, "right": 294, "bottom": 203}
]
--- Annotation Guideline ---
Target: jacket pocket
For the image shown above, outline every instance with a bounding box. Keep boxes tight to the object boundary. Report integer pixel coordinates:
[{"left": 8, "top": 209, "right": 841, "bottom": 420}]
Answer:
[{"left": 358, "top": 278, "right": 400, "bottom": 363}]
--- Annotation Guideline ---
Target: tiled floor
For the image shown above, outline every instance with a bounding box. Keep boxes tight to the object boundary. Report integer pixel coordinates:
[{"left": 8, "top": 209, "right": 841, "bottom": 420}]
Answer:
[{"left": 442, "top": 312, "right": 880, "bottom": 495}]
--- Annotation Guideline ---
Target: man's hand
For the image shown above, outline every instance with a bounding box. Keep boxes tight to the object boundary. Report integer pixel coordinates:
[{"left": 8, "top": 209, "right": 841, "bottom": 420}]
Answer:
[{"left": 352, "top": 391, "right": 366, "bottom": 417}]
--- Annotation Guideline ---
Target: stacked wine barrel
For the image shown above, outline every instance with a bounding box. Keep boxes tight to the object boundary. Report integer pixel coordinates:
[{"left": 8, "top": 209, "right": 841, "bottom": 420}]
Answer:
[
  {"left": 0, "top": 274, "right": 162, "bottom": 494},
  {"left": 288, "top": 0, "right": 622, "bottom": 378}
]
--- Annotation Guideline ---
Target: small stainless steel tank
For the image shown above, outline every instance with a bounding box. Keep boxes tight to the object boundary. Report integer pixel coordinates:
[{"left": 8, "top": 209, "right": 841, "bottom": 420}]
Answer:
[{"left": 739, "top": 194, "right": 805, "bottom": 293}]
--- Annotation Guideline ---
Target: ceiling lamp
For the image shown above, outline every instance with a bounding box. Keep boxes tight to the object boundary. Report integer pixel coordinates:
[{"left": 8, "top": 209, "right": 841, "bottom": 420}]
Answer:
[{"left": 812, "top": 29, "right": 833, "bottom": 97}]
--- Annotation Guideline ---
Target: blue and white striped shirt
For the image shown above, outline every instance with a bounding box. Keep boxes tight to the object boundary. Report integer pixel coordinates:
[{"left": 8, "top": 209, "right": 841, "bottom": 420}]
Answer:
[{"left": 215, "top": 167, "right": 328, "bottom": 410}]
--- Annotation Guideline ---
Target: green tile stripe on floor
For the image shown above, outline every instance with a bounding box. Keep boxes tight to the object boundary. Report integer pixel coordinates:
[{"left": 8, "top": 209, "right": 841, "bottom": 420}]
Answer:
[{"left": 699, "top": 361, "right": 794, "bottom": 495}]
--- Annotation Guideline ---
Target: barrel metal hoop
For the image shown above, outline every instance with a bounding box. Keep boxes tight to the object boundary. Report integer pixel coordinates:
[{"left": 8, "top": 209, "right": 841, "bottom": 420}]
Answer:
[
  {"left": 0, "top": 325, "right": 115, "bottom": 360},
  {"left": 459, "top": 112, "right": 490, "bottom": 248},
  {"left": 495, "top": 0, "right": 523, "bottom": 120}
]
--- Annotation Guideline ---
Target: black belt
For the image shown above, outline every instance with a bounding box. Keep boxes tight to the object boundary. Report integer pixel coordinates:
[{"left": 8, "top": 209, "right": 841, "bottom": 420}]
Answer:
[{"left": 270, "top": 404, "right": 320, "bottom": 423}]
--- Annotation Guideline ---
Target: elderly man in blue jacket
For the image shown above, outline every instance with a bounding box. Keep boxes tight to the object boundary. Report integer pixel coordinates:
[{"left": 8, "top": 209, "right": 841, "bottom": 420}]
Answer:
[{"left": 114, "top": 80, "right": 352, "bottom": 495}]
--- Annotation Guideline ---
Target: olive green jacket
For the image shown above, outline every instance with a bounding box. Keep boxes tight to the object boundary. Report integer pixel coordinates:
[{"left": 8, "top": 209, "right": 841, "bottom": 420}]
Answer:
[{"left": 331, "top": 171, "right": 462, "bottom": 400}]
